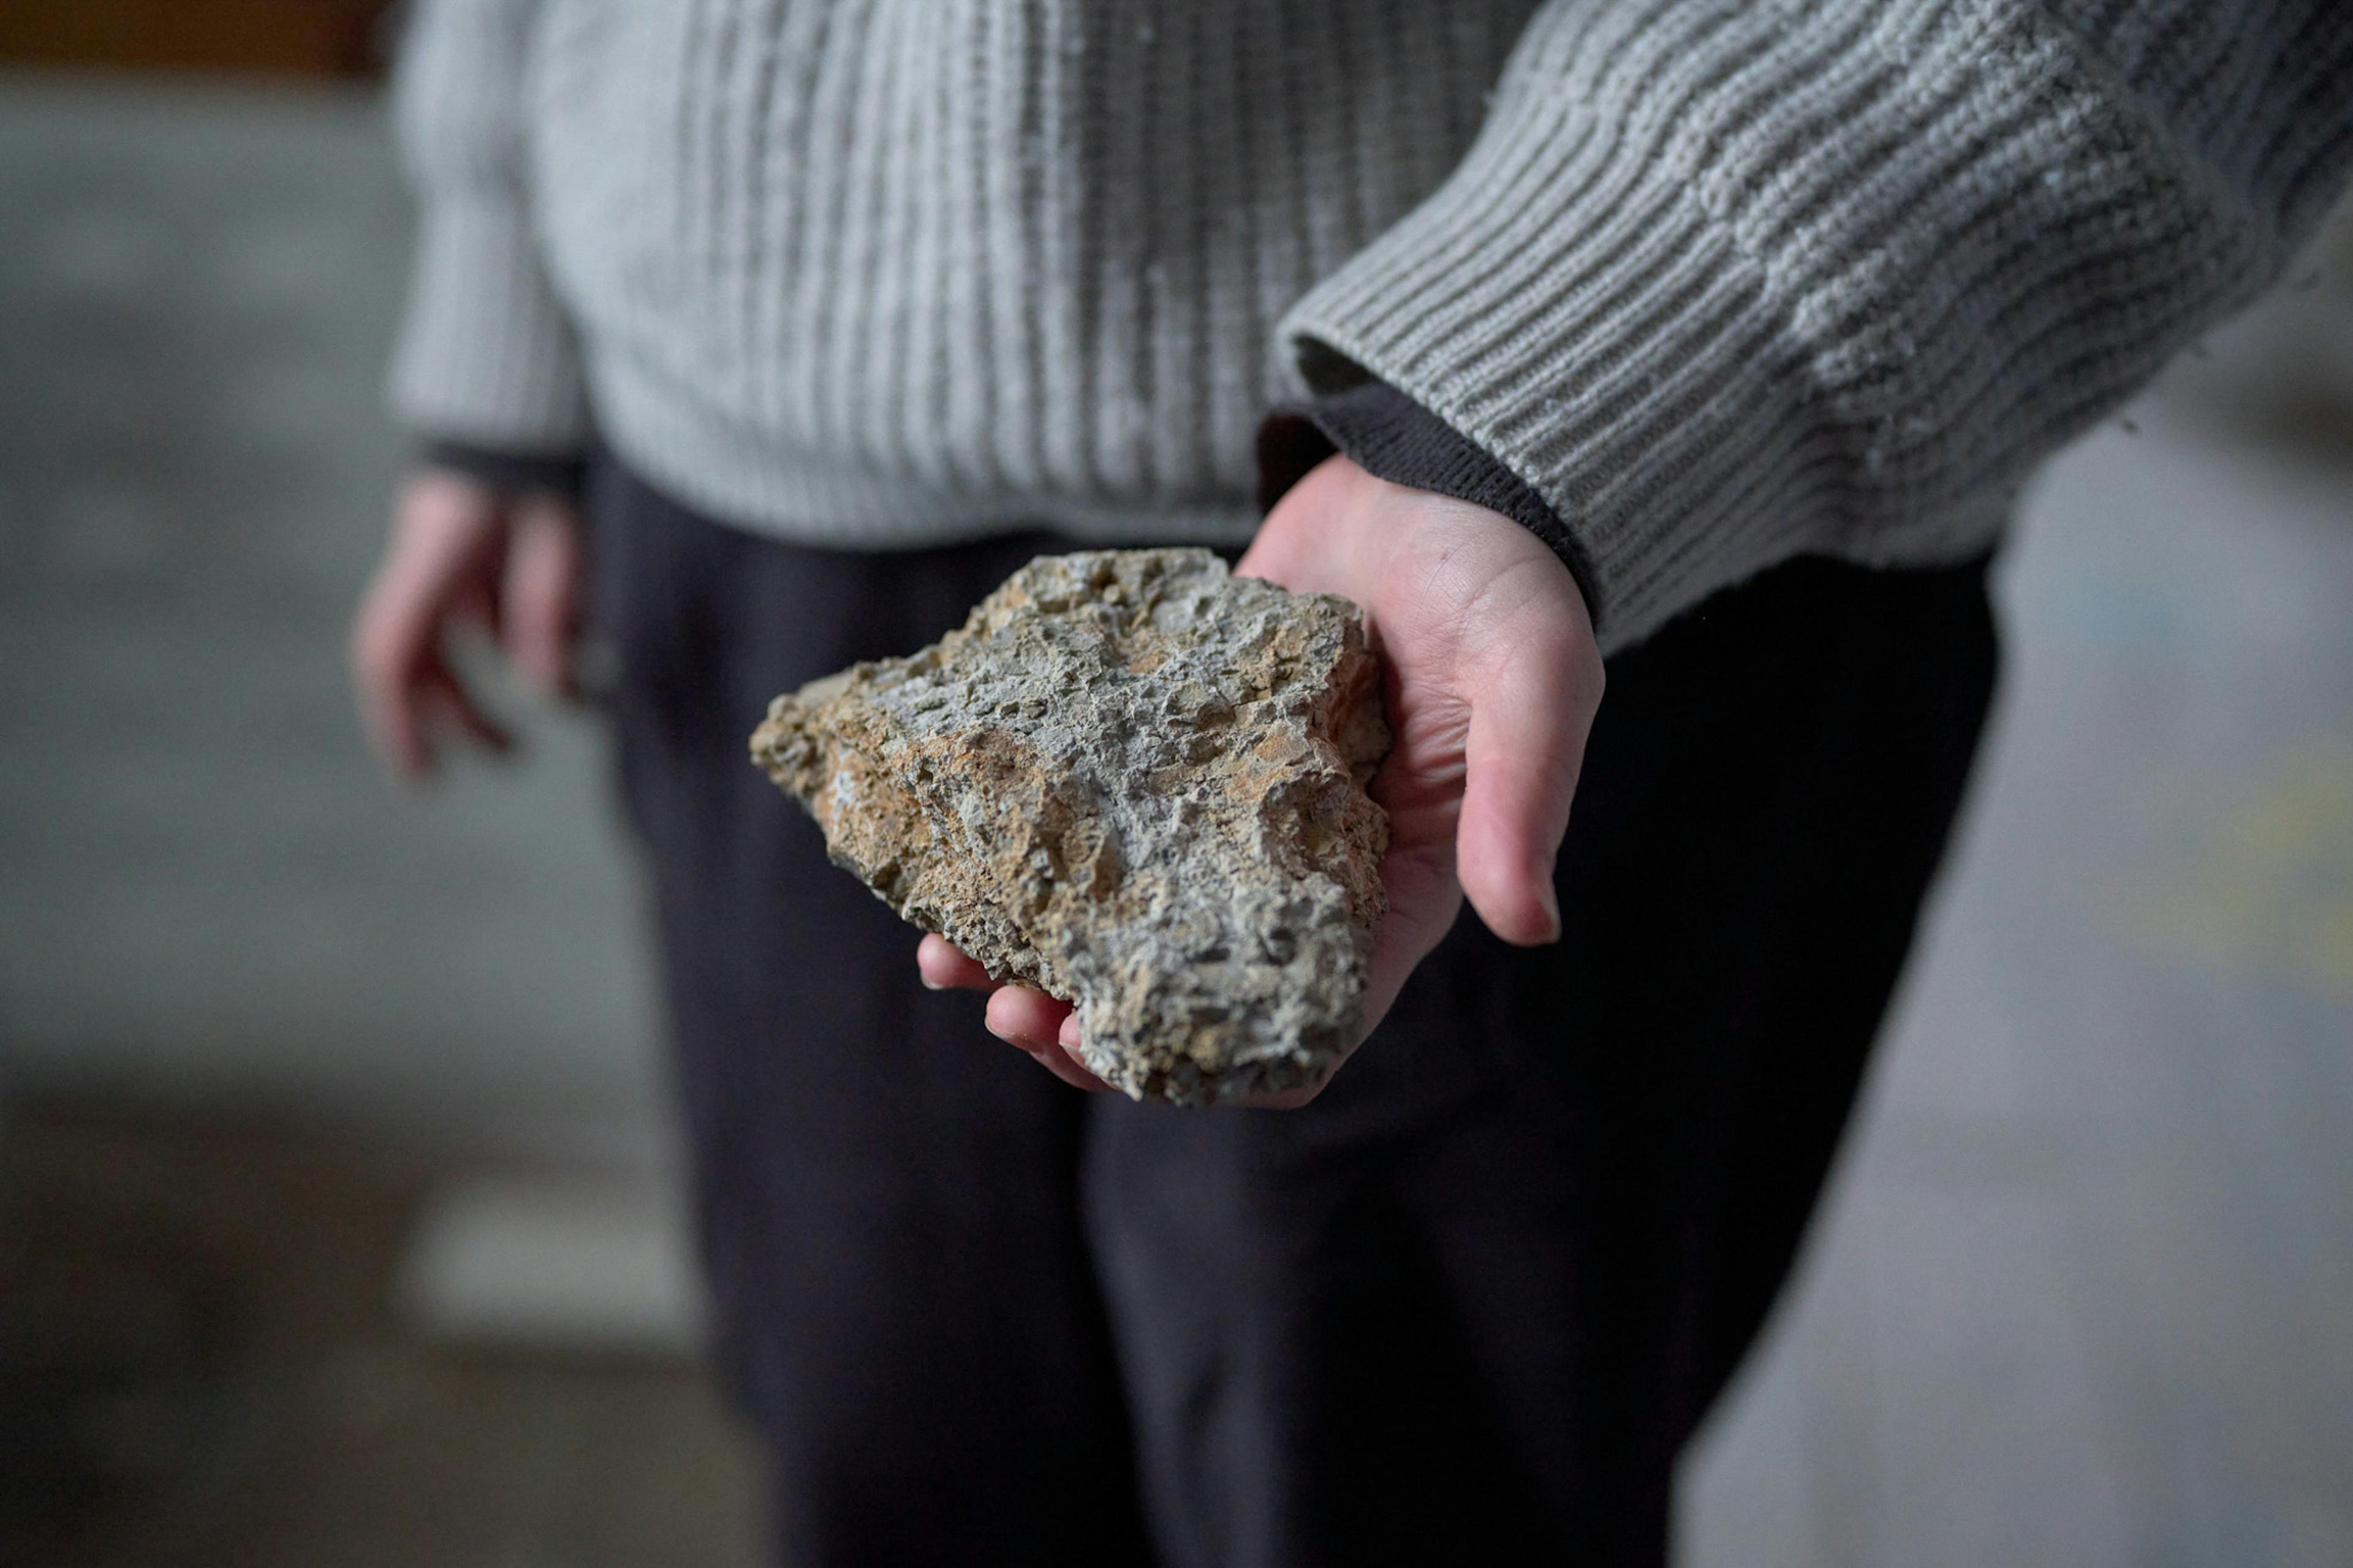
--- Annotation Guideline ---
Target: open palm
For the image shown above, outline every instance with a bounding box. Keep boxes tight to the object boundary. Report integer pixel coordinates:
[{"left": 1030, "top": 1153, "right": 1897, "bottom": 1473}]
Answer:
[{"left": 920, "top": 454, "right": 1605, "bottom": 1105}]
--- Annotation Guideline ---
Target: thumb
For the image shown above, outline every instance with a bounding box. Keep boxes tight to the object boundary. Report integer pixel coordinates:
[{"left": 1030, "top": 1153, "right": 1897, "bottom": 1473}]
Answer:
[{"left": 1455, "top": 631, "right": 1602, "bottom": 947}]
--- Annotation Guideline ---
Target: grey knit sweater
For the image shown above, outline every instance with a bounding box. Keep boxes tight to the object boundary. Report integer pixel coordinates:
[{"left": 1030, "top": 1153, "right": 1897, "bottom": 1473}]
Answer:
[{"left": 389, "top": 0, "right": 2353, "bottom": 651}]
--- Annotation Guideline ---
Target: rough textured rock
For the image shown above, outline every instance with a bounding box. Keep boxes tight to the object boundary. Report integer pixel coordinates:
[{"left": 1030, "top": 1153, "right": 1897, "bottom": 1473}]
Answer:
[{"left": 750, "top": 548, "right": 1390, "bottom": 1105}]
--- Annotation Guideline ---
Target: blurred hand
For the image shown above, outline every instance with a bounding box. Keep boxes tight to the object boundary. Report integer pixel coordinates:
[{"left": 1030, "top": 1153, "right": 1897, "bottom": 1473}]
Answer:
[
  {"left": 920, "top": 453, "right": 1605, "bottom": 1105},
  {"left": 350, "top": 469, "right": 584, "bottom": 780}
]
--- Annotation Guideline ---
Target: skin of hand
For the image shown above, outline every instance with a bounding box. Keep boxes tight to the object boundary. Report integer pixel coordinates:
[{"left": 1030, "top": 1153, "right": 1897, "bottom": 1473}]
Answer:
[
  {"left": 918, "top": 452, "right": 1606, "bottom": 1106},
  {"left": 350, "top": 469, "right": 584, "bottom": 779}
]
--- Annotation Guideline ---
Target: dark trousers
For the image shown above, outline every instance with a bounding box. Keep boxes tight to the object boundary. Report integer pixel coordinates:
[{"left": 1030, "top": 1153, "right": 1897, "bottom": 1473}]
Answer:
[{"left": 588, "top": 459, "right": 1999, "bottom": 1567}]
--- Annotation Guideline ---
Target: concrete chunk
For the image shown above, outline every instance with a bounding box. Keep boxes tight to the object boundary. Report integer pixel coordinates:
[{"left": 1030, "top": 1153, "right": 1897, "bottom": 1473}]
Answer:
[{"left": 751, "top": 548, "right": 1390, "bottom": 1104}]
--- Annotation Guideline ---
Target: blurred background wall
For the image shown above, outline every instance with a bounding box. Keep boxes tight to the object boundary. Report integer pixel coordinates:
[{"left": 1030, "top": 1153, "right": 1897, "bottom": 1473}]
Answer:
[
  {"left": 0, "top": 0, "right": 396, "bottom": 78},
  {"left": 0, "top": 17, "right": 743, "bottom": 1565},
  {"left": 0, "top": 3, "right": 665, "bottom": 1162},
  {"left": 0, "top": 12, "right": 2348, "bottom": 1568}
]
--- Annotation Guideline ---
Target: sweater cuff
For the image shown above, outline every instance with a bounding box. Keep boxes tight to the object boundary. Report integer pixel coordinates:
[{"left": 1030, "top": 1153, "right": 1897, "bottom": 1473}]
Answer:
[
  {"left": 417, "top": 439, "right": 588, "bottom": 501},
  {"left": 388, "top": 194, "right": 593, "bottom": 453},
  {"left": 1277, "top": 103, "right": 1816, "bottom": 654}
]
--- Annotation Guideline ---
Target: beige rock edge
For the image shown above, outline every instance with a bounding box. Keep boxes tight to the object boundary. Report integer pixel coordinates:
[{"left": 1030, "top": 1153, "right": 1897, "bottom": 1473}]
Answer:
[{"left": 750, "top": 548, "right": 1390, "bottom": 1105}]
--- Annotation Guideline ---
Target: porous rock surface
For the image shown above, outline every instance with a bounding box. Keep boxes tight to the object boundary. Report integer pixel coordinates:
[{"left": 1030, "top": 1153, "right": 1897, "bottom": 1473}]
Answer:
[{"left": 750, "top": 548, "right": 1390, "bottom": 1105}]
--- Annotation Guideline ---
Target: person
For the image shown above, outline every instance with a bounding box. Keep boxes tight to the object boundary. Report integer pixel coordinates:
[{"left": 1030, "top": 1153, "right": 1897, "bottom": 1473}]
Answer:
[{"left": 351, "top": 3, "right": 2353, "bottom": 1562}]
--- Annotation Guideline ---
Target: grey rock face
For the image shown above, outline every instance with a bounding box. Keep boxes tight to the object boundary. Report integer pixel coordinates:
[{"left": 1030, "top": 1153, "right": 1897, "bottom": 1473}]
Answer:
[{"left": 750, "top": 548, "right": 1390, "bottom": 1105}]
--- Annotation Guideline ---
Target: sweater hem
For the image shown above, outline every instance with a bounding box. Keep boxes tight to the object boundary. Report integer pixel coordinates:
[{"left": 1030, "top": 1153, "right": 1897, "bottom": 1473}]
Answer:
[{"left": 593, "top": 360, "right": 1264, "bottom": 551}]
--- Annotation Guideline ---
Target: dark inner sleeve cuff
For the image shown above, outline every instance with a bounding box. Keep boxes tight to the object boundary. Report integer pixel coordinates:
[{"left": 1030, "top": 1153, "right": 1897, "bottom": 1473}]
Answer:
[
  {"left": 1255, "top": 381, "right": 1599, "bottom": 617},
  {"left": 418, "top": 438, "right": 589, "bottom": 502}
]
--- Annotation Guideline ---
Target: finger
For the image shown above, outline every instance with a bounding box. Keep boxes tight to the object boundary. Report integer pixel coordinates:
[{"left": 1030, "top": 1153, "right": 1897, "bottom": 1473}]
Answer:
[
  {"left": 986, "top": 988, "right": 1110, "bottom": 1093},
  {"left": 352, "top": 551, "right": 438, "bottom": 778},
  {"left": 985, "top": 985, "right": 1073, "bottom": 1053},
  {"left": 358, "top": 653, "right": 431, "bottom": 779},
  {"left": 917, "top": 934, "right": 997, "bottom": 992},
  {"left": 352, "top": 475, "right": 507, "bottom": 780},
  {"left": 1033, "top": 1042, "right": 1116, "bottom": 1093},
  {"left": 1040, "top": 1016, "right": 1120, "bottom": 1091},
  {"left": 503, "top": 496, "right": 583, "bottom": 696},
  {"left": 354, "top": 606, "right": 439, "bottom": 779},
  {"left": 1456, "top": 638, "right": 1599, "bottom": 947}
]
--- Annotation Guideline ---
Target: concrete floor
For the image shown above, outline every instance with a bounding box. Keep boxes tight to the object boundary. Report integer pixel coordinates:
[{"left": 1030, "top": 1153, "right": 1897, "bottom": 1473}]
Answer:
[
  {"left": 2, "top": 72, "right": 2349, "bottom": 1567},
  {"left": 1681, "top": 374, "right": 2353, "bottom": 1567},
  {"left": 0, "top": 1100, "right": 760, "bottom": 1568}
]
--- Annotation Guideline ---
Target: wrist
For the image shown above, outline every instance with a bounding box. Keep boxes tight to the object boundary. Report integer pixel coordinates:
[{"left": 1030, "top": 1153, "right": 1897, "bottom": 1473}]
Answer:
[{"left": 1258, "top": 384, "right": 1599, "bottom": 621}]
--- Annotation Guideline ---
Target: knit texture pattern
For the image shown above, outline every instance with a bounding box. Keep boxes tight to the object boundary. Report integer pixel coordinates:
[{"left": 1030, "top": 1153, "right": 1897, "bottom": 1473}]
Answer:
[{"left": 389, "top": 0, "right": 2353, "bottom": 650}]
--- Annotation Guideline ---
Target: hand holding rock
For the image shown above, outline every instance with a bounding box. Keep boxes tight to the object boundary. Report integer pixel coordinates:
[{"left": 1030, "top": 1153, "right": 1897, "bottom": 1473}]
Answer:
[{"left": 919, "top": 455, "right": 1605, "bottom": 1107}]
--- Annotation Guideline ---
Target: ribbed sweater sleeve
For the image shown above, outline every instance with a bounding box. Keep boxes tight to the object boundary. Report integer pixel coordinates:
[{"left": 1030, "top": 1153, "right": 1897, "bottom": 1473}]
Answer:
[
  {"left": 386, "top": 0, "right": 590, "bottom": 455},
  {"left": 1280, "top": 0, "right": 2353, "bottom": 651}
]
